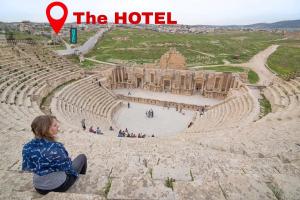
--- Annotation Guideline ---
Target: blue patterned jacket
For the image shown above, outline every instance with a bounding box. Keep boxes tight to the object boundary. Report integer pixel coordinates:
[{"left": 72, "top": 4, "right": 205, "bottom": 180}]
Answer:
[{"left": 22, "top": 138, "right": 78, "bottom": 177}]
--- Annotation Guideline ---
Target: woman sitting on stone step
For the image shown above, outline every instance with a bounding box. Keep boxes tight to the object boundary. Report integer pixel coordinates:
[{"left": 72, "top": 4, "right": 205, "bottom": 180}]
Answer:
[{"left": 22, "top": 115, "right": 87, "bottom": 195}]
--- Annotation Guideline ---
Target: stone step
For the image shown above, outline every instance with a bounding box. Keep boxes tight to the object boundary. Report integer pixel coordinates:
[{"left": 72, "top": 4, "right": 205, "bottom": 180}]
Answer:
[
  {"left": 269, "top": 174, "right": 300, "bottom": 200},
  {"left": 218, "top": 174, "right": 277, "bottom": 200},
  {"left": 107, "top": 174, "right": 175, "bottom": 200},
  {"left": 173, "top": 180, "right": 225, "bottom": 200},
  {"left": 66, "top": 174, "right": 108, "bottom": 196},
  {"left": 39, "top": 192, "right": 104, "bottom": 200}
]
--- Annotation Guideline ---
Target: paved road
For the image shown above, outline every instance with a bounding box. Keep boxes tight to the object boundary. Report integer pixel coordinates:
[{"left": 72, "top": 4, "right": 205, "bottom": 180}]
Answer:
[{"left": 56, "top": 28, "right": 109, "bottom": 56}]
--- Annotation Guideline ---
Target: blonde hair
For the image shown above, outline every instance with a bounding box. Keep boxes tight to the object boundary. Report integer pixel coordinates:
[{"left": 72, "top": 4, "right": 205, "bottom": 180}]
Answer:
[{"left": 31, "top": 115, "right": 58, "bottom": 141}]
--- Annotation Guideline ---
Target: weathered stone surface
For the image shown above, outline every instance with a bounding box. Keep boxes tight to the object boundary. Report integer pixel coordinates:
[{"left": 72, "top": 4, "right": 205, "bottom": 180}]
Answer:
[
  {"left": 173, "top": 180, "right": 225, "bottom": 200},
  {"left": 0, "top": 171, "right": 34, "bottom": 193},
  {"left": 107, "top": 154, "right": 148, "bottom": 178},
  {"left": 269, "top": 174, "right": 300, "bottom": 200},
  {"left": 159, "top": 48, "right": 186, "bottom": 70},
  {"left": 0, "top": 191, "right": 41, "bottom": 200},
  {"left": 218, "top": 175, "right": 277, "bottom": 200},
  {"left": 0, "top": 44, "right": 300, "bottom": 199},
  {"left": 107, "top": 174, "right": 174, "bottom": 200},
  {"left": 152, "top": 165, "right": 191, "bottom": 181},
  {"left": 67, "top": 174, "right": 107, "bottom": 196},
  {"left": 38, "top": 192, "right": 104, "bottom": 200}
]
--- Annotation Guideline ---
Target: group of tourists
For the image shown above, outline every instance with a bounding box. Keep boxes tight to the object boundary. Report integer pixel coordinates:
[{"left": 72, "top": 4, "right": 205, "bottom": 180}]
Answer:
[
  {"left": 88, "top": 126, "right": 103, "bottom": 134},
  {"left": 146, "top": 109, "right": 154, "bottom": 118},
  {"left": 187, "top": 107, "right": 206, "bottom": 128},
  {"left": 81, "top": 119, "right": 104, "bottom": 134},
  {"left": 91, "top": 77, "right": 102, "bottom": 87},
  {"left": 118, "top": 128, "right": 155, "bottom": 138}
]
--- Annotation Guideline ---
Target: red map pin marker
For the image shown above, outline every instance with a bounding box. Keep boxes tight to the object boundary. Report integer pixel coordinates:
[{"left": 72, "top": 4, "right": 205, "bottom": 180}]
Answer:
[{"left": 46, "top": 2, "right": 68, "bottom": 34}]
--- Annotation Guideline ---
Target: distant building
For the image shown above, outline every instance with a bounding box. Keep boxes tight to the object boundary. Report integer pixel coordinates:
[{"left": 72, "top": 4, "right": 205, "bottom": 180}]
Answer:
[
  {"left": 51, "top": 32, "right": 60, "bottom": 44},
  {"left": 19, "top": 21, "right": 33, "bottom": 33}
]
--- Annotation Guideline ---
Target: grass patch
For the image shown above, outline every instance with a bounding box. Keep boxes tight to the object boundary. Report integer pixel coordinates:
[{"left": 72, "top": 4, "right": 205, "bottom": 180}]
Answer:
[
  {"left": 66, "top": 55, "right": 80, "bottom": 64},
  {"left": 196, "top": 66, "right": 245, "bottom": 73},
  {"left": 165, "top": 177, "right": 175, "bottom": 191},
  {"left": 103, "top": 178, "right": 112, "bottom": 198},
  {"left": 5, "top": 30, "right": 49, "bottom": 41},
  {"left": 65, "top": 55, "right": 98, "bottom": 69},
  {"left": 48, "top": 44, "right": 66, "bottom": 50},
  {"left": 268, "top": 45, "right": 300, "bottom": 80},
  {"left": 248, "top": 70, "right": 259, "bottom": 84},
  {"left": 149, "top": 168, "right": 153, "bottom": 179},
  {"left": 79, "top": 59, "right": 96, "bottom": 69},
  {"left": 259, "top": 94, "right": 272, "bottom": 118},
  {"left": 190, "top": 169, "right": 194, "bottom": 181},
  {"left": 267, "top": 183, "right": 284, "bottom": 200},
  {"left": 103, "top": 168, "right": 113, "bottom": 198},
  {"left": 87, "top": 28, "right": 283, "bottom": 65},
  {"left": 77, "top": 30, "right": 98, "bottom": 45}
]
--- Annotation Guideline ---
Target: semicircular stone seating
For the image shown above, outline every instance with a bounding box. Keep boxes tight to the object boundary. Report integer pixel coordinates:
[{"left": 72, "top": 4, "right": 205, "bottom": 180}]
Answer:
[
  {"left": 262, "top": 77, "right": 300, "bottom": 121},
  {"left": 185, "top": 85, "right": 260, "bottom": 133},
  {"left": 0, "top": 43, "right": 300, "bottom": 199},
  {"left": 50, "top": 75, "right": 122, "bottom": 131},
  {"left": 182, "top": 77, "right": 300, "bottom": 159},
  {"left": 0, "top": 44, "right": 83, "bottom": 131}
]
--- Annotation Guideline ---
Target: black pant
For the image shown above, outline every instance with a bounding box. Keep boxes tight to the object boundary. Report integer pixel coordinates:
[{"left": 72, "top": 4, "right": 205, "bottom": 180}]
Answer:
[{"left": 35, "top": 154, "right": 87, "bottom": 195}]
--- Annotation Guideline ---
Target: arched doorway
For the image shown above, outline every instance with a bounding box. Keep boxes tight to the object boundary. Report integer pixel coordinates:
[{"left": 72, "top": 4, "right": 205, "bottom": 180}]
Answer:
[
  {"left": 137, "top": 78, "right": 142, "bottom": 88},
  {"left": 195, "top": 82, "right": 202, "bottom": 94},
  {"left": 163, "top": 79, "right": 171, "bottom": 92}
]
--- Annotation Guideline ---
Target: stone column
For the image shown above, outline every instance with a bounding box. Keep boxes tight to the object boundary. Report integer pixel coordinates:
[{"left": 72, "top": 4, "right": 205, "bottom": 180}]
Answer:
[
  {"left": 118, "top": 69, "right": 122, "bottom": 83},
  {"left": 224, "top": 76, "right": 230, "bottom": 92},
  {"left": 121, "top": 68, "right": 124, "bottom": 83},
  {"left": 112, "top": 70, "right": 115, "bottom": 83}
]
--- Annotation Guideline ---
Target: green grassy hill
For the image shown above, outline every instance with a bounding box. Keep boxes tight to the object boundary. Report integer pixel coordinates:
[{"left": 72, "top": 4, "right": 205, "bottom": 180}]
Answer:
[
  {"left": 267, "top": 42, "right": 300, "bottom": 79},
  {"left": 86, "top": 28, "right": 283, "bottom": 65}
]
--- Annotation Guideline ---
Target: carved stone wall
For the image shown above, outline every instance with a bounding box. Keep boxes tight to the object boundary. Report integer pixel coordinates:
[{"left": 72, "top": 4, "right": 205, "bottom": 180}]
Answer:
[
  {"left": 102, "top": 48, "right": 247, "bottom": 99},
  {"left": 107, "top": 66, "right": 242, "bottom": 99},
  {"left": 159, "top": 48, "right": 186, "bottom": 70}
]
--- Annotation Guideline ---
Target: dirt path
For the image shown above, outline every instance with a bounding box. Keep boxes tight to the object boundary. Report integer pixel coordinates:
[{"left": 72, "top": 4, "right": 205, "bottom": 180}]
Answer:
[
  {"left": 238, "top": 45, "right": 279, "bottom": 86},
  {"left": 85, "top": 58, "right": 116, "bottom": 66},
  {"left": 61, "top": 38, "right": 71, "bottom": 50},
  {"left": 191, "top": 45, "right": 279, "bottom": 86},
  {"left": 187, "top": 49, "right": 215, "bottom": 58}
]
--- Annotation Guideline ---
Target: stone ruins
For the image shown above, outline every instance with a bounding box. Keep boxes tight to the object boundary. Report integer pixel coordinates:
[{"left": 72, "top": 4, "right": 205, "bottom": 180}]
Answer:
[
  {"left": 0, "top": 42, "right": 299, "bottom": 199},
  {"left": 108, "top": 48, "right": 246, "bottom": 99}
]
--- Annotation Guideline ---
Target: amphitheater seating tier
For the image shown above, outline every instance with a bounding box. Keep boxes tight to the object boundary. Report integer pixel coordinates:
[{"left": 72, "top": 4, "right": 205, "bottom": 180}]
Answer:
[
  {"left": 51, "top": 75, "right": 121, "bottom": 131},
  {"left": 0, "top": 44, "right": 299, "bottom": 199},
  {"left": 0, "top": 44, "right": 83, "bottom": 131},
  {"left": 186, "top": 86, "right": 260, "bottom": 133}
]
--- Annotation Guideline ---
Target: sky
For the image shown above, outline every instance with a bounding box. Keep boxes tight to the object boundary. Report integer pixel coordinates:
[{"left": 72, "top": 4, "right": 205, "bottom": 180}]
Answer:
[{"left": 1, "top": 0, "right": 300, "bottom": 25}]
